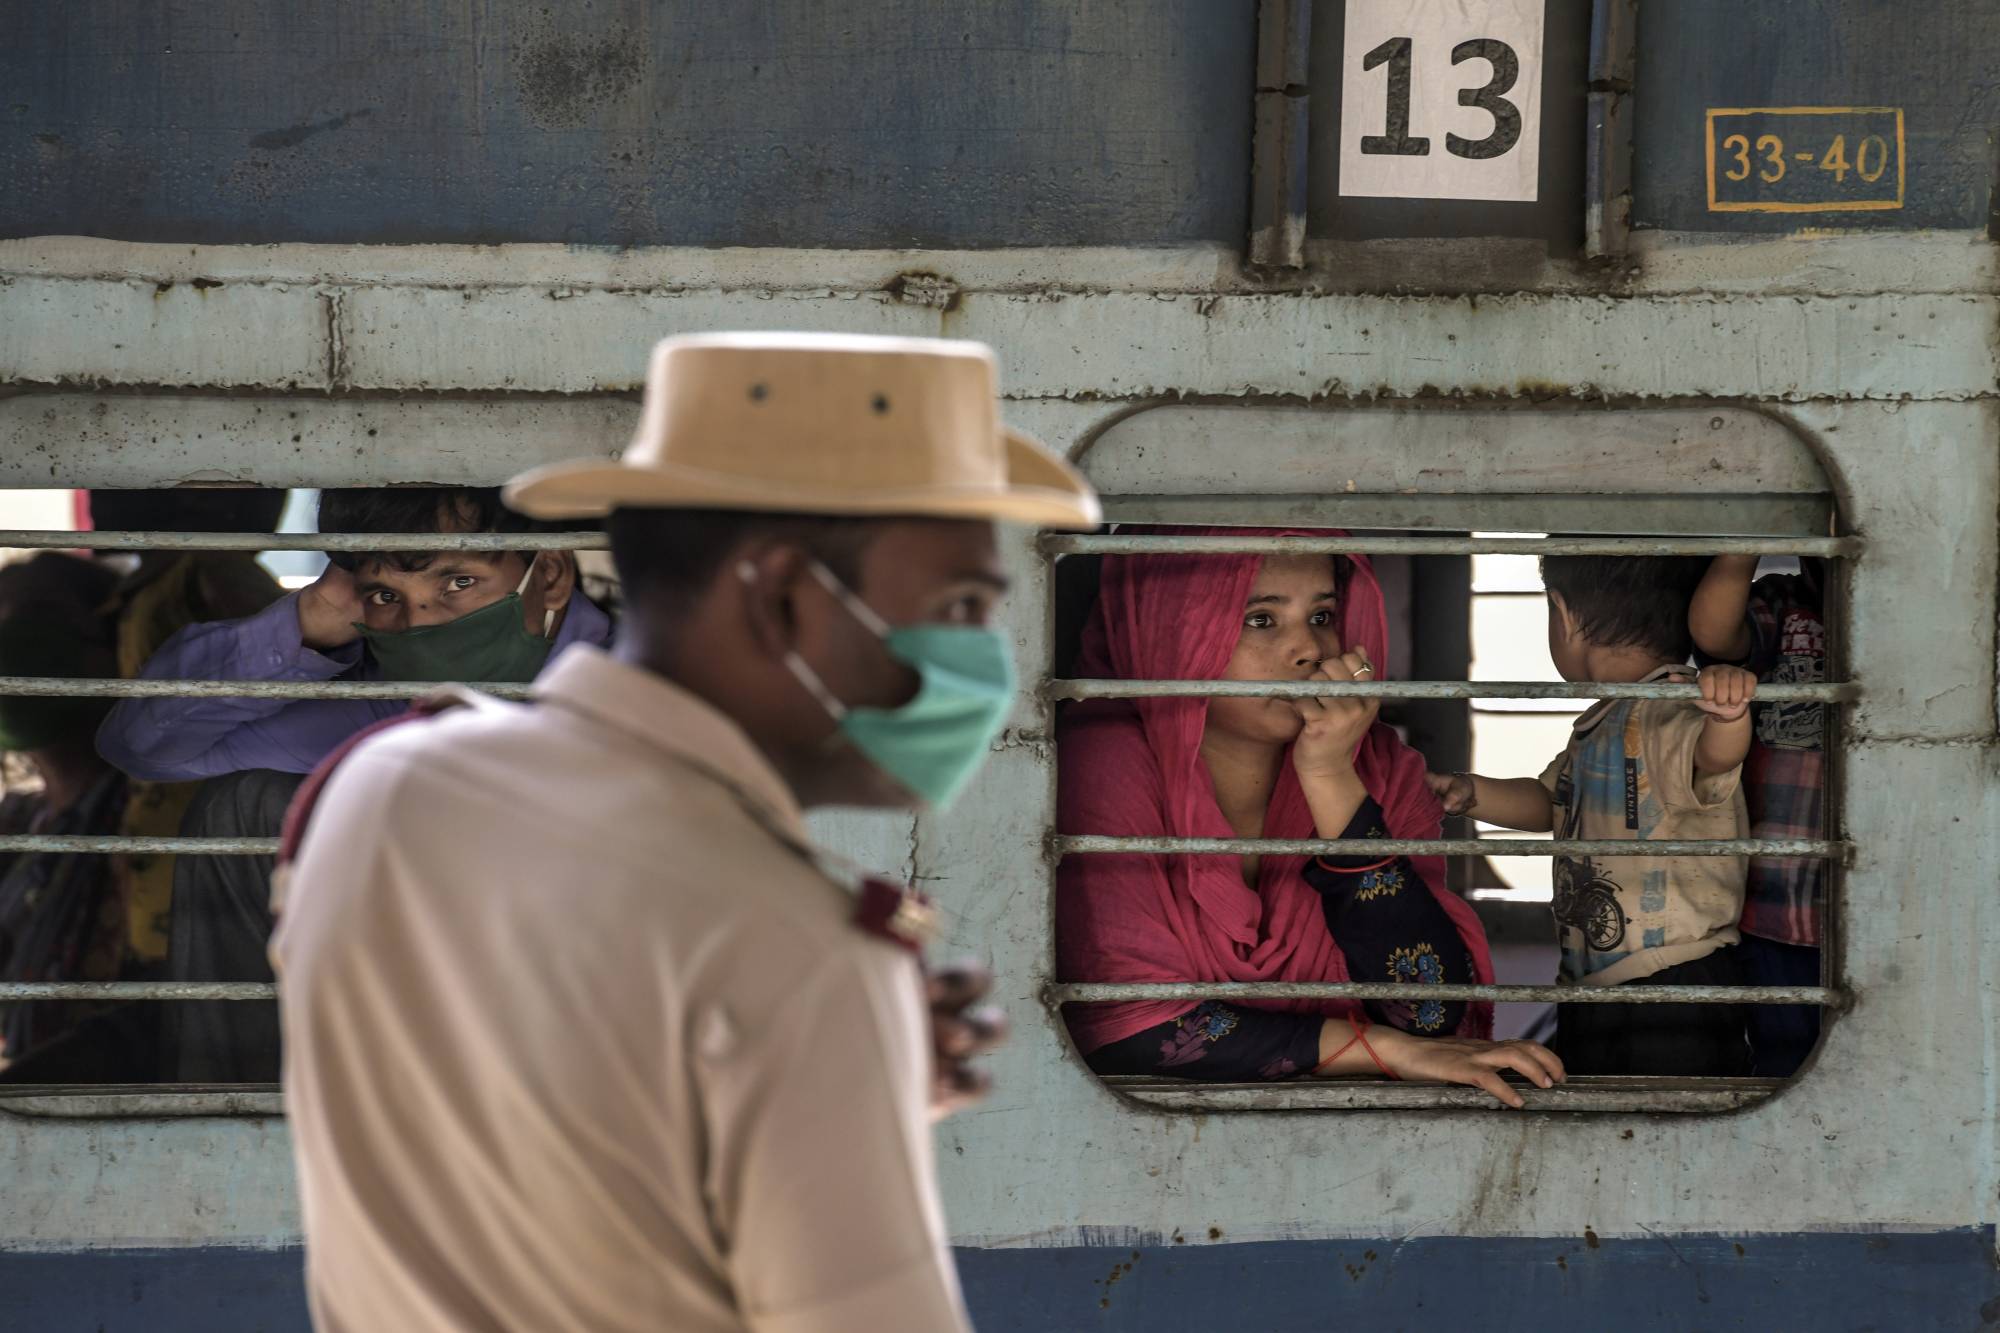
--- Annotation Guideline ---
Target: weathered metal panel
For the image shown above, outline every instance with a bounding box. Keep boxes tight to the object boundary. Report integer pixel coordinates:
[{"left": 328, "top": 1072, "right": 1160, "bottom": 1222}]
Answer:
[
  {"left": 1075, "top": 404, "right": 1829, "bottom": 496},
  {"left": 956, "top": 290, "right": 2000, "bottom": 401},
  {"left": 0, "top": 235, "right": 1992, "bottom": 1333},
  {"left": 339, "top": 285, "right": 932, "bottom": 391},
  {"left": 0, "top": 277, "right": 326, "bottom": 389},
  {"left": 1632, "top": 0, "right": 2000, "bottom": 232},
  {"left": 0, "top": 1, "right": 1254, "bottom": 249},
  {"left": 0, "top": 394, "right": 629, "bottom": 488}
]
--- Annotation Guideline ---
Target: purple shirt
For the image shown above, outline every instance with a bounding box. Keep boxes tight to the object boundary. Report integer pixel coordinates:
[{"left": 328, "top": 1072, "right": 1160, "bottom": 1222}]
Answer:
[{"left": 95, "top": 589, "right": 615, "bottom": 781}]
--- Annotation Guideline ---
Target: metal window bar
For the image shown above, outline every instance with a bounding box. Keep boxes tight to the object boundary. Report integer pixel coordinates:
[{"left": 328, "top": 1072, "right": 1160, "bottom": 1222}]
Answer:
[
  {"left": 0, "top": 677, "right": 532, "bottom": 700},
  {"left": 1048, "top": 679, "right": 1851, "bottom": 702},
  {"left": 1048, "top": 982, "right": 1842, "bottom": 1007},
  {"left": 0, "top": 530, "right": 607, "bottom": 553},
  {"left": 0, "top": 983, "right": 273, "bottom": 1000},
  {"left": 1056, "top": 835, "right": 1842, "bottom": 859},
  {"left": 1042, "top": 534, "right": 1860, "bottom": 558},
  {"left": 0, "top": 678, "right": 1856, "bottom": 703}
]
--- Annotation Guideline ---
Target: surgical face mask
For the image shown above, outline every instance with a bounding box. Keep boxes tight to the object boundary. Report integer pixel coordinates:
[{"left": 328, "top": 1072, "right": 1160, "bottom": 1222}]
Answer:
[
  {"left": 742, "top": 560, "right": 1016, "bottom": 810},
  {"left": 357, "top": 554, "right": 558, "bottom": 684}
]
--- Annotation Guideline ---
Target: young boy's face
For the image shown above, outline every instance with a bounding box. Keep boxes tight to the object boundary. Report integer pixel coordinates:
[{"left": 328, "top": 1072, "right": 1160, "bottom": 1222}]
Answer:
[{"left": 1545, "top": 591, "right": 1589, "bottom": 683}]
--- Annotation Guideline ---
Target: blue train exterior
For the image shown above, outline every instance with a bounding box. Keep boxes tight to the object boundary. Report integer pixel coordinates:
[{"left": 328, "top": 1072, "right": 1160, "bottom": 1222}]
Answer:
[{"left": 2, "top": 2, "right": 1998, "bottom": 1327}]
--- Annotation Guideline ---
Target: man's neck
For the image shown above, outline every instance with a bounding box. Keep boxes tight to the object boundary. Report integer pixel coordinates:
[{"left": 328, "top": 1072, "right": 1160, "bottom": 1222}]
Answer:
[{"left": 612, "top": 634, "right": 829, "bottom": 806}]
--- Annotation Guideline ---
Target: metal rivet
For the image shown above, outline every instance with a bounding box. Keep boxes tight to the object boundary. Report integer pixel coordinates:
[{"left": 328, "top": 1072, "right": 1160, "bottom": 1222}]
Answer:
[
  {"left": 749, "top": 383, "right": 769, "bottom": 402},
  {"left": 871, "top": 393, "right": 890, "bottom": 414}
]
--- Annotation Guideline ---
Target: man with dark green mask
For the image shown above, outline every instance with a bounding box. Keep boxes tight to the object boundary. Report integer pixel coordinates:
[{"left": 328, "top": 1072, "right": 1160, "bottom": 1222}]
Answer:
[
  {"left": 96, "top": 486, "right": 614, "bottom": 782},
  {"left": 91, "top": 487, "right": 613, "bottom": 1083}
]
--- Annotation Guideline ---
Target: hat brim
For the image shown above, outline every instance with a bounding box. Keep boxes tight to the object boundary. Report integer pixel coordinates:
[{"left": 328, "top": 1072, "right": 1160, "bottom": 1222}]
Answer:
[{"left": 505, "top": 428, "right": 1101, "bottom": 530}]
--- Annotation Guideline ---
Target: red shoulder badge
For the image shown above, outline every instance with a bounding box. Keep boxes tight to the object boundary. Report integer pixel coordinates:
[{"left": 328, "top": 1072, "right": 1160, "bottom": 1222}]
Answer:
[{"left": 852, "top": 876, "right": 940, "bottom": 955}]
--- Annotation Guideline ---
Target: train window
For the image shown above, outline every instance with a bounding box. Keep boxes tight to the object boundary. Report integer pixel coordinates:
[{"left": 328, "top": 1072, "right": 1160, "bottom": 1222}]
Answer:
[
  {"left": 0, "top": 494, "right": 609, "bottom": 1117},
  {"left": 1044, "top": 404, "right": 1847, "bottom": 1114}
]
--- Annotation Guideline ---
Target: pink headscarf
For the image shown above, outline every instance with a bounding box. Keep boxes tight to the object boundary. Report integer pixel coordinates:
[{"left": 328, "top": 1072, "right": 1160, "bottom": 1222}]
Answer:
[{"left": 1056, "top": 527, "right": 1493, "bottom": 1052}]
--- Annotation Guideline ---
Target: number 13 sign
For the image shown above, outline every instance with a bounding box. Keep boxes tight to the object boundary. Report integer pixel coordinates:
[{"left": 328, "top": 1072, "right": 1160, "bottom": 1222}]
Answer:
[{"left": 1339, "top": 0, "right": 1546, "bottom": 202}]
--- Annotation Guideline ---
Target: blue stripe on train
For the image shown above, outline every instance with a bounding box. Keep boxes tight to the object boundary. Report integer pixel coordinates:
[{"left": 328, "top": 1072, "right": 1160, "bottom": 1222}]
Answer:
[{"left": 0, "top": 1229, "right": 1994, "bottom": 1331}]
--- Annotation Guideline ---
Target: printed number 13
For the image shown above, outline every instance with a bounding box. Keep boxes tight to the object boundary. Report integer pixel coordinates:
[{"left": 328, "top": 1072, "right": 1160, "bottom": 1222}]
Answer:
[
  {"left": 1721, "top": 133, "right": 1785, "bottom": 183},
  {"left": 1360, "top": 36, "right": 1524, "bottom": 160}
]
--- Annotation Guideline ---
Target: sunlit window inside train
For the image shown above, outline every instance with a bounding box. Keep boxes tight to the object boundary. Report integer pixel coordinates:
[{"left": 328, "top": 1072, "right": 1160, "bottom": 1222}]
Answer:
[
  {"left": 1049, "top": 498, "right": 1841, "bottom": 1115},
  {"left": 1056, "top": 524, "right": 1832, "bottom": 1104}
]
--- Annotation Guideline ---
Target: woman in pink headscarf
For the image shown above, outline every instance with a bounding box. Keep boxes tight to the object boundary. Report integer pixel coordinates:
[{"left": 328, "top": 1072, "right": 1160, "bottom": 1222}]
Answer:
[{"left": 1057, "top": 529, "right": 1563, "bottom": 1105}]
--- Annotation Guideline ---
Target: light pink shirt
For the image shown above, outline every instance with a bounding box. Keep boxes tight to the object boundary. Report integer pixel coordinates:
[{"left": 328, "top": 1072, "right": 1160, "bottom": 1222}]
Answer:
[{"left": 274, "top": 646, "right": 969, "bottom": 1333}]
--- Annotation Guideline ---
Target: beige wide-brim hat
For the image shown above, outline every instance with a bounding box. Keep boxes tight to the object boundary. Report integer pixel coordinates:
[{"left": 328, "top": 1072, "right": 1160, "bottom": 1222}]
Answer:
[{"left": 506, "top": 332, "right": 1100, "bottom": 530}]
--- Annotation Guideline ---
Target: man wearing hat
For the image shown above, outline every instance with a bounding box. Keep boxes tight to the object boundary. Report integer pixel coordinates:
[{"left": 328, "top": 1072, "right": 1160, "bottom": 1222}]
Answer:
[{"left": 272, "top": 333, "right": 1099, "bottom": 1333}]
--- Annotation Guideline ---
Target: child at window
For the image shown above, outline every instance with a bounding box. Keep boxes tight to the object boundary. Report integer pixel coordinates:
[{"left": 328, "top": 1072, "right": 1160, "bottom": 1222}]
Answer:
[
  {"left": 1428, "top": 557, "right": 1757, "bottom": 1076},
  {"left": 1688, "top": 555, "right": 1828, "bottom": 1077}
]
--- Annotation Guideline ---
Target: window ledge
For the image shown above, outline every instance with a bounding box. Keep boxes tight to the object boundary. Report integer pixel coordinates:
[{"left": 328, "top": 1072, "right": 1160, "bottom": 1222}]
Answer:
[
  {"left": 1101, "top": 1075, "right": 1782, "bottom": 1114},
  {"left": 0, "top": 1084, "right": 283, "bottom": 1118}
]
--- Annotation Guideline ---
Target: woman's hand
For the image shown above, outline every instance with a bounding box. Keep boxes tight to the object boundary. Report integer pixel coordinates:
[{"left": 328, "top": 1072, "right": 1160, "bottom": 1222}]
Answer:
[
  {"left": 1290, "top": 648, "right": 1380, "bottom": 781},
  {"left": 1371, "top": 1027, "right": 1566, "bottom": 1109}
]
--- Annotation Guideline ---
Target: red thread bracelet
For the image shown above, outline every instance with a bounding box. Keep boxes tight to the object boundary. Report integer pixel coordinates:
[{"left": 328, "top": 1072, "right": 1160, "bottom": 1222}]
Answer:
[
  {"left": 1310, "top": 1015, "right": 1398, "bottom": 1080},
  {"left": 1311, "top": 1032, "right": 1365, "bottom": 1077},
  {"left": 1353, "top": 1025, "right": 1398, "bottom": 1080}
]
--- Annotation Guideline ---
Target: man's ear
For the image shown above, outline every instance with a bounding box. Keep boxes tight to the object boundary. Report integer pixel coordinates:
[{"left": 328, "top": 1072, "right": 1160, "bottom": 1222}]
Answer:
[
  {"left": 537, "top": 549, "right": 579, "bottom": 607},
  {"left": 734, "top": 544, "right": 813, "bottom": 659}
]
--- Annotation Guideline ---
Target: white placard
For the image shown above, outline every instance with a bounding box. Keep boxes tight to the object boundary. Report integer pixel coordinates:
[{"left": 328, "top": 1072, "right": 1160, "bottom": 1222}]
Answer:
[{"left": 1338, "top": 0, "right": 1545, "bottom": 202}]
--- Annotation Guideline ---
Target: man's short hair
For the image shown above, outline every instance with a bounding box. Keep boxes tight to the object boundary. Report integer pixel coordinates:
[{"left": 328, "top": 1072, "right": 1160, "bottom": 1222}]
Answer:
[
  {"left": 1539, "top": 554, "right": 1709, "bottom": 660},
  {"left": 318, "top": 487, "right": 581, "bottom": 574},
  {"left": 605, "top": 507, "right": 876, "bottom": 616}
]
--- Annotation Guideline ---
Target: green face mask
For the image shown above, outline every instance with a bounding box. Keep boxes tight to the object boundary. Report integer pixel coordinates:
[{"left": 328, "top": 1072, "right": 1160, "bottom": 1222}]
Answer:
[
  {"left": 356, "top": 555, "right": 557, "bottom": 684},
  {"left": 754, "top": 560, "right": 1017, "bottom": 811}
]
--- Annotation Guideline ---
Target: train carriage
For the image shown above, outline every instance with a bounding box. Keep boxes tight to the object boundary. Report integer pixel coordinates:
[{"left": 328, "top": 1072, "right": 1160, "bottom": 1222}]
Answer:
[{"left": 1, "top": 1, "right": 1997, "bottom": 1328}]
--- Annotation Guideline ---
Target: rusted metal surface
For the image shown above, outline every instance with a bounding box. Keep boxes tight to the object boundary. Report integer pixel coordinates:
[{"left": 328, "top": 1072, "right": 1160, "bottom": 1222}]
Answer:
[
  {"left": 0, "top": 1087, "right": 284, "bottom": 1119},
  {"left": 1057, "top": 835, "right": 1841, "bottom": 859},
  {"left": 1045, "top": 534, "right": 1859, "bottom": 557},
  {"left": 1050, "top": 982, "right": 1841, "bottom": 1006},
  {"left": 0, "top": 530, "right": 605, "bottom": 552},
  {"left": 1248, "top": 0, "right": 1311, "bottom": 268},
  {"left": 0, "top": 393, "right": 633, "bottom": 489},
  {"left": 1583, "top": 0, "right": 1639, "bottom": 258},
  {"left": 0, "top": 983, "right": 273, "bottom": 1001},
  {"left": 1048, "top": 678, "right": 1850, "bottom": 702},
  {"left": 1105, "top": 1075, "right": 1784, "bottom": 1114},
  {"left": 1074, "top": 403, "right": 1830, "bottom": 497},
  {"left": 0, "top": 836, "right": 278, "bottom": 855},
  {"left": 5, "top": 275, "right": 1993, "bottom": 401},
  {"left": 0, "top": 678, "right": 533, "bottom": 701}
]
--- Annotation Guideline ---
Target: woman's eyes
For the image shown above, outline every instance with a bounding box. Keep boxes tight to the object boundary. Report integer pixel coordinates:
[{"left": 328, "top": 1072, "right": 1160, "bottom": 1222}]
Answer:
[{"left": 1243, "top": 608, "right": 1335, "bottom": 629}]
